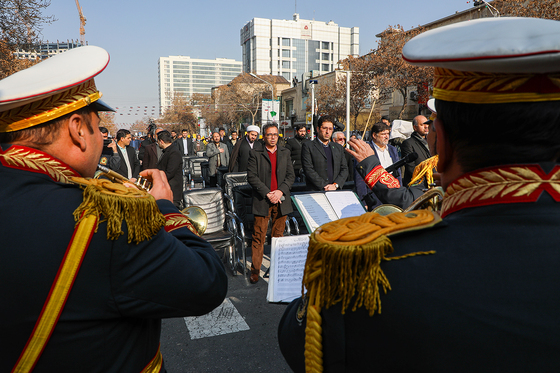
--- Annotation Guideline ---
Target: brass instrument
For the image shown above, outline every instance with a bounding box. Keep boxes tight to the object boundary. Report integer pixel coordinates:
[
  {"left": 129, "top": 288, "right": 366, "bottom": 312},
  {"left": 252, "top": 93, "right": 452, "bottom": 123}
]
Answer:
[
  {"left": 181, "top": 206, "right": 208, "bottom": 235},
  {"left": 95, "top": 164, "right": 152, "bottom": 191},
  {"left": 95, "top": 164, "right": 208, "bottom": 235},
  {"left": 372, "top": 187, "right": 444, "bottom": 215}
]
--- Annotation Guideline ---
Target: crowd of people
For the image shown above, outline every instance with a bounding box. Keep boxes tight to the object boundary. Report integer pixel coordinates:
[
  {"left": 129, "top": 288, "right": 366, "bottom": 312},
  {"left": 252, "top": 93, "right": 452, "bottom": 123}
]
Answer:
[{"left": 2, "top": 16, "right": 560, "bottom": 373}]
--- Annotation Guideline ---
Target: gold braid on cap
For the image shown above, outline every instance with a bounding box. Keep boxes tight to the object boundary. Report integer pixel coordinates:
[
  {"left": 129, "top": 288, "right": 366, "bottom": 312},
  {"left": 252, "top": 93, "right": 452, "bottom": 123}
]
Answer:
[
  {"left": 0, "top": 79, "right": 101, "bottom": 133},
  {"left": 433, "top": 67, "right": 560, "bottom": 104},
  {"left": 302, "top": 211, "right": 438, "bottom": 373}
]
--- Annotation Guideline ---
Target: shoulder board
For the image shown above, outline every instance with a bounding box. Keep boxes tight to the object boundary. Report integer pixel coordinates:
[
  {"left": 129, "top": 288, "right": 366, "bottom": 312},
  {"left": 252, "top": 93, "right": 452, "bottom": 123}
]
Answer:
[{"left": 69, "top": 177, "right": 165, "bottom": 244}]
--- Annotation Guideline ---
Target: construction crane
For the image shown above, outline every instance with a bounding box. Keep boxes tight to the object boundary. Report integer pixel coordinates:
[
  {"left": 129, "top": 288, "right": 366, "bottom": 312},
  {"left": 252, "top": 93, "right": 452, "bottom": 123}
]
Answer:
[{"left": 75, "top": 0, "right": 86, "bottom": 45}]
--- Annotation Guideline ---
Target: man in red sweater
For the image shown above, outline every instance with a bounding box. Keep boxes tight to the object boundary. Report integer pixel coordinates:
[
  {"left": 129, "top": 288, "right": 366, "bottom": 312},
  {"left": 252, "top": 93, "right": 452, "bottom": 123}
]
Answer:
[{"left": 247, "top": 124, "right": 295, "bottom": 284}]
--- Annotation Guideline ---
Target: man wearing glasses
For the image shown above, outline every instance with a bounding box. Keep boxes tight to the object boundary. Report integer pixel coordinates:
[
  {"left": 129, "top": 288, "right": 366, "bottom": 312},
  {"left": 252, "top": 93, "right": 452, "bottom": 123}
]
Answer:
[
  {"left": 247, "top": 124, "right": 295, "bottom": 284},
  {"left": 301, "top": 115, "right": 348, "bottom": 191}
]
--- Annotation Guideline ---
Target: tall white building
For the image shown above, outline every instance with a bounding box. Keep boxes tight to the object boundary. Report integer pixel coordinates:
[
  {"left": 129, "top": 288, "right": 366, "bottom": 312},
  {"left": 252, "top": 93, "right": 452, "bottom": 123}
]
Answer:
[
  {"left": 240, "top": 14, "right": 359, "bottom": 82},
  {"left": 158, "top": 56, "right": 242, "bottom": 114}
]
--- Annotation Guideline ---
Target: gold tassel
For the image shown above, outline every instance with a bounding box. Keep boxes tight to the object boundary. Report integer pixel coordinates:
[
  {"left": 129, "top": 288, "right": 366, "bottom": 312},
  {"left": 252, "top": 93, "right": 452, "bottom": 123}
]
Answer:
[
  {"left": 71, "top": 178, "right": 166, "bottom": 244},
  {"left": 302, "top": 211, "right": 438, "bottom": 373},
  {"left": 408, "top": 155, "right": 439, "bottom": 187}
]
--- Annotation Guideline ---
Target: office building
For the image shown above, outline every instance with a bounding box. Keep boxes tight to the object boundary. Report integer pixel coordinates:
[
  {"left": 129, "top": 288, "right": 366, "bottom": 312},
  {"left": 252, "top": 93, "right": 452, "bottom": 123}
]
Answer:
[
  {"left": 158, "top": 56, "right": 242, "bottom": 114},
  {"left": 13, "top": 40, "right": 84, "bottom": 61},
  {"left": 240, "top": 13, "right": 359, "bottom": 82}
]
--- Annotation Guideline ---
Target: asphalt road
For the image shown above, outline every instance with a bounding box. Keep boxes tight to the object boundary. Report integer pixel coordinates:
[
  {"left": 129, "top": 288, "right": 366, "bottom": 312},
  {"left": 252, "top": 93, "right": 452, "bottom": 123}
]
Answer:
[{"left": 160, "top": 252, "right": 294, "bottom": 373}]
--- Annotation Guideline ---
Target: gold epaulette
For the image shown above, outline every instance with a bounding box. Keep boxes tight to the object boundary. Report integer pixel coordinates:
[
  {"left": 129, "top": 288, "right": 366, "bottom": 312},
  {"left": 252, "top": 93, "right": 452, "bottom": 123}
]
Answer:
[
  {"left": 302, "top": 210, "right": 440, "bottom": 373},
  {"left": 408, "top": 155, "right": 439, "bottom": 187},
  {"left": 69, "top": 177, "right": 166, "bottom": 244}
]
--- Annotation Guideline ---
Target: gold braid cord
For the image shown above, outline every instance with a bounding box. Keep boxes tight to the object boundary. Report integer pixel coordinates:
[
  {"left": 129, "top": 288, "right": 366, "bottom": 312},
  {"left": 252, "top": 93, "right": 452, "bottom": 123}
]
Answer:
[
  {"left": 408, "top": 155, "right": 438, "bottom": 187},
  {"left": 302, "top": 210, "right": 438, "bottom": 373},
  {"left": 70, "top": 177, "right": 165, "bottom": 244}
]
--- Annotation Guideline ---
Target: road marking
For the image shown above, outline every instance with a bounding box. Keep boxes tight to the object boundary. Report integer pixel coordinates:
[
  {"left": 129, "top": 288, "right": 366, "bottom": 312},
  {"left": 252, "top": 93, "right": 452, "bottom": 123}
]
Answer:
[{"left": 184, "top": 298, "right": 250, "bottom": 340}]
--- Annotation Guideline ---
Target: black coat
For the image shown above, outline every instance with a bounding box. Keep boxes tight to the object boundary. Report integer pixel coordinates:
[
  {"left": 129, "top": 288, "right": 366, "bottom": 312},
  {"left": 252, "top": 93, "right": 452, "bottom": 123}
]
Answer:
[
  {"left": 115, "top": 145, "right": 140, "bottom": 180},
  {"left": 285, "top": 136, "right": 307, "bottom": 174},
  {"left": 0, "top": 144, "right": 227, "bottom": 372},
  {"left": 279, "top": 160, "right": 560, "bottom": 372},
  {"left": 301, "top": 138, "right": 348, "bottom": 191},
  {"left": 141, "top": 142, "right": 159, "bottom": 171},
  {"left": 247, "top": 146, "right": 295, "bottom": 217},
  {"left": 401, "top": 132, "right": 431, "bottom": 186},
  {"left": 229, "top": 137, "right": 262, "bottom": 172},
  {"left": 157, "top": 144, "right": 184, "bottom": 207}
]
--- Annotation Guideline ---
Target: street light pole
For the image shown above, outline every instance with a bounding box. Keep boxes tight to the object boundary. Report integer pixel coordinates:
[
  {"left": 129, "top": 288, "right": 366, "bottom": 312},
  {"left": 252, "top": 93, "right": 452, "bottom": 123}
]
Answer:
[{"left": 249, "top": 73, "right": 274, "bottom": 130}]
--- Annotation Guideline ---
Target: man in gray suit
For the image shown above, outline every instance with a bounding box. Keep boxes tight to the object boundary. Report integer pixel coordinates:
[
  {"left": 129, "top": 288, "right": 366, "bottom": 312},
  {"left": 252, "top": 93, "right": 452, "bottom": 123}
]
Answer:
[
  {"left": 206, "top": 131, "right": 229, "bottom": 186},
  {"left": 301, "top": 115, "right": 348, "bottom": 191}
]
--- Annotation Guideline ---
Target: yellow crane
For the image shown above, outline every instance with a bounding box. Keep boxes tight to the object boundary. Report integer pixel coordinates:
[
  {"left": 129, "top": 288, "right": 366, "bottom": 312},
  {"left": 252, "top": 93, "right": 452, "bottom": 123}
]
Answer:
[{"left": 75, "top": 0, "right": 86, "bottom": 45}]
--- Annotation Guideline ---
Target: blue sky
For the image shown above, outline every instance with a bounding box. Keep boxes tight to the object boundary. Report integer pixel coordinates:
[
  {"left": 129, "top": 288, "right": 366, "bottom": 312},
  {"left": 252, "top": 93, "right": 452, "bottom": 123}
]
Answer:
[{"left": 39, "top": 0, "right": 471, "bottom": 125}]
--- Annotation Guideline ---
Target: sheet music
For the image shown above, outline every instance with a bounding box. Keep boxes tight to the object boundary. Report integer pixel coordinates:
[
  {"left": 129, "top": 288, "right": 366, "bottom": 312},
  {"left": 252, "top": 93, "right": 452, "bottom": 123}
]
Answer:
[
  {"left": 267, "top": 235, "right": 310, "bottom": 303},
  {"left": 293, "top": 194, "right": 339, "bottom": 232},
  {"left": 325, "top": 191, "right": 366, "bottom": 219}
]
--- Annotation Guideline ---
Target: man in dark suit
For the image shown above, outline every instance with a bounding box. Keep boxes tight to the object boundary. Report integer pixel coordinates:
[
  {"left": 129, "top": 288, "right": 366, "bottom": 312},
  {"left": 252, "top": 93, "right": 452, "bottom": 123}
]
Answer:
[
  {"left": 301, "top": 115, "right": 348, "bottom": 191},
  {"left": 176, "top": 129, "right": 195, "bottom": 157},
  {"left": 247, "top": 123, "right": 295, "bottom": 284},
  {"left": 115, "top": 128, "right": 140, "bottom": 181},
  {"left": 156, "top": 130, "right": 184, "bottom": 208},
  {"left": 401, "top": 115, "right": 430, "bottom": 186}
]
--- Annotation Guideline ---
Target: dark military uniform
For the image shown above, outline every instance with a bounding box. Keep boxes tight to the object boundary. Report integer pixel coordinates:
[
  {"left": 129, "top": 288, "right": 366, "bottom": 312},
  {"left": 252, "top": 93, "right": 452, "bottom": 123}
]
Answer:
[
  {"left": 0, "top": 144, "right": 228, "bottom": 372},
  {"left": 278, "top": 156, "right": 560, "bottom": 372}
]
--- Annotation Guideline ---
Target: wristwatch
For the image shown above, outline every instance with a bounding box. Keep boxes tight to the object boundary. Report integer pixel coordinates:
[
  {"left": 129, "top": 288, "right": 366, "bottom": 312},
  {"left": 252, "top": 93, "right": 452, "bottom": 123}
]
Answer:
[{"left": 333, "top": 183, "right": 338, "bottom": 189}]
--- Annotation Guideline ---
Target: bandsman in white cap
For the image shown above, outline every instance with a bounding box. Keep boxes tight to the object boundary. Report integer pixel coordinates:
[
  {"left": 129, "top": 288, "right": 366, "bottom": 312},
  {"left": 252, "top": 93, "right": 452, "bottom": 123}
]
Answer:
[
  {"left": 0, "top": 46, "right": 227, "bottom": 372},
  {"left": 228, "top": 124, "right": 262, "bottom": 172},
  {"left": 279, "top": 17, "right": 560, "bottom": 372}
]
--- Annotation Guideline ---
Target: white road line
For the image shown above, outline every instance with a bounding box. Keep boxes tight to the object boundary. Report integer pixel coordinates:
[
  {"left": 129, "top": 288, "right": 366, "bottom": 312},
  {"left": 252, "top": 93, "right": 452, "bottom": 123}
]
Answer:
[{"left": 184, "top": 298, "right": 250, "bottom": 340}]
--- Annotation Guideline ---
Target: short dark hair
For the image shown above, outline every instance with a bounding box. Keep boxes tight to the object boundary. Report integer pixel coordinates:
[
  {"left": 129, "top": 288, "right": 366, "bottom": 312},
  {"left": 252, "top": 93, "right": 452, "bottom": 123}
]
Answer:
[
  {"left": 99, "top": 126, "right": 108, "bottom": 134},
  {"left": 219, "top": 127, "right": 226, "bottom": 132},
  {"left": 295, "top": 124, "right": 306, "bottom": 132},
  {"left": 181, "top": 129, "right": 188, "bottom": 133},
  {"left": 318, "top": 115, "right": 335, "bottom": 128},
  {"left": 371, "top": 122, "right": 390, "bottom": 134},
  {"left": 437, "top": 99, "right": 560, "bottom": 172},
  {"left": 157, "top": 130, "right": 172, "bottom": 144},
  {"left": 0, "top": 106, "right": 95, "bottom": 148},
  {"left": 116, "top": 129, "right": 131, "bottom": 142},
  {"left": 263, "top": 123, "right": 278, "bottom": 135}
]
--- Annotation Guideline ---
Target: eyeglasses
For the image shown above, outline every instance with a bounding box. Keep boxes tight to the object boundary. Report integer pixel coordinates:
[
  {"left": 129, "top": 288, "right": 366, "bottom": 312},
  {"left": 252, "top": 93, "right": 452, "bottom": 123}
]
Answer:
[{"left": 265, "top": 133, "right": 279, "bottom": 137}]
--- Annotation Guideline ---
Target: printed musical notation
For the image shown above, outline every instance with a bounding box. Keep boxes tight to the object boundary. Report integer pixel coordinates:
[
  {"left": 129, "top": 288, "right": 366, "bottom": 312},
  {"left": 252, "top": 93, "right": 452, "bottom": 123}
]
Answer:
[
  {"left": 292, "top": 191, "right": 366, "bottom": 232},
  {"left": 266, "top": 235, "right": 310, "bottom": 303}
]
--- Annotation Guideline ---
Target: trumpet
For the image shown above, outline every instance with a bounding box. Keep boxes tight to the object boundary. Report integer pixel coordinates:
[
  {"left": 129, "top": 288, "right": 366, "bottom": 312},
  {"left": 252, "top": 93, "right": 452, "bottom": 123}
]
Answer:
[
  {"left": 95, "top": 164, "right": 152, "bottom": 191},
  {"left": 95, "top": 164, "right": 208, "bottom": 235}
]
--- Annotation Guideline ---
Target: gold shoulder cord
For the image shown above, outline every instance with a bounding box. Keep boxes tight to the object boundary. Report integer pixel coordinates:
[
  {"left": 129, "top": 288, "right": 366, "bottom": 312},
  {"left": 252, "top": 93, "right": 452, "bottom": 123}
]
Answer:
[{"left": 302, "top": 210, "right": 439, "bottom": 373}]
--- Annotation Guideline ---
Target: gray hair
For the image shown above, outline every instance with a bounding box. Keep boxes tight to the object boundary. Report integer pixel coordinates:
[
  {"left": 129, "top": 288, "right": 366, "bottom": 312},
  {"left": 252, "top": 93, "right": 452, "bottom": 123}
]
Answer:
[{"left": 333, "top": 131, "right": 346, "bottom": 141}]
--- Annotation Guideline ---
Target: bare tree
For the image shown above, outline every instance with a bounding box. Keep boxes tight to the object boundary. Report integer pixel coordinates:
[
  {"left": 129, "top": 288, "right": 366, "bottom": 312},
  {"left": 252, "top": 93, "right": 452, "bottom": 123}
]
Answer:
[
  {"left": 1, "top": 0, "right": 55, "bottom": 79},
  {"left": 157, "top": 92, "right": 198, "bottom": 133}
]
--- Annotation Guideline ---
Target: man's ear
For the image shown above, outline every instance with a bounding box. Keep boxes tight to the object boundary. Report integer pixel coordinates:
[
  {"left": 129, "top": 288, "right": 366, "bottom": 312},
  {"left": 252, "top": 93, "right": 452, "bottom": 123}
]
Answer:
[
  {"left": 435, "top": 118, "right": 453, "bottom": 173},
  {"left": 67, "top": 113, "right": 88, "bottom": 151}
]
